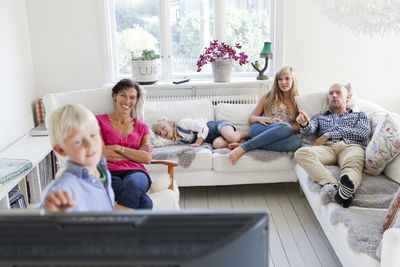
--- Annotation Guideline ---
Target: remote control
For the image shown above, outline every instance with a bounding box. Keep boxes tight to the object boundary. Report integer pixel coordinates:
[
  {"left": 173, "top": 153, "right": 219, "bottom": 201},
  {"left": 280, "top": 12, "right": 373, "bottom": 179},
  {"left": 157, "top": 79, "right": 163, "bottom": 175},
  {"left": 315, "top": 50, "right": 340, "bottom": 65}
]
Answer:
[{"left": 173, "top": 78, "right": 190, "bottom": 84}]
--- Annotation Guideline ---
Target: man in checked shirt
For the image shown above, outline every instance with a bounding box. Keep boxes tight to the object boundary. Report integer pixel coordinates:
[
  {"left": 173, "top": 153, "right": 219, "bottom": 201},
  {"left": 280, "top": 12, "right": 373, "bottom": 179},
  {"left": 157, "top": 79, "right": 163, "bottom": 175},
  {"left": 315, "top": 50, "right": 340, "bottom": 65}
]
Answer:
[{"left": 295, "top": 83, "right": 371, "bottom": 208}]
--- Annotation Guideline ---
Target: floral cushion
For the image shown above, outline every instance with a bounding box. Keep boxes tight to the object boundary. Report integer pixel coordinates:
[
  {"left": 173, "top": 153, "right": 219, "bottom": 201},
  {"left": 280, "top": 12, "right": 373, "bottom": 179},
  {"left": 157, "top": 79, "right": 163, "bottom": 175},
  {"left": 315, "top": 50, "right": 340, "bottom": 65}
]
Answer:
[
  {"left": 365, "top": 113, "right": 400, "bottom": 175},
  {"left": 149, "top": 130, "right": 165, "bottom": 148},
  {"left": 382, "top": 188, "right": 400, "bottom": 233},
  {"left": 149, "top": 129, "right": 178, "bottom": 148}
]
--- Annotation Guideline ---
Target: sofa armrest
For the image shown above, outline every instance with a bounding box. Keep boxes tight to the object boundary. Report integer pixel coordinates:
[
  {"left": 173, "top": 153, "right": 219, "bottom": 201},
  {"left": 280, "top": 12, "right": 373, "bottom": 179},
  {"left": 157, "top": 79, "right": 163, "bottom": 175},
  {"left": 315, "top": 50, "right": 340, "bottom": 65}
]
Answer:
[
  {"left": 150, "top": 160, "right": 179, "bottom": 190},
  {"left": 381, "top": 228, "right": 400, "bottom": 267}
]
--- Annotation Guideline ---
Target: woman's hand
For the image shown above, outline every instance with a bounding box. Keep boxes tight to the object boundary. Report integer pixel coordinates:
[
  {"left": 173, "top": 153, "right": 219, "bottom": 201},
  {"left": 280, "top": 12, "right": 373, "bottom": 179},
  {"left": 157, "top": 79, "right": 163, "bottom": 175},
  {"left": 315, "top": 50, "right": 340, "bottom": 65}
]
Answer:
[
  {"left": 106, "top": 144, "right": 122, "bottom": 152},
  {"left": 190, "top": 143, "right": 200, "bottom": 148},
  {"left": 257, "top": 116, "right": 281, "bottom": 126},
  {"left": 139, "top": 142, "right": 153, "bottom": 153}
]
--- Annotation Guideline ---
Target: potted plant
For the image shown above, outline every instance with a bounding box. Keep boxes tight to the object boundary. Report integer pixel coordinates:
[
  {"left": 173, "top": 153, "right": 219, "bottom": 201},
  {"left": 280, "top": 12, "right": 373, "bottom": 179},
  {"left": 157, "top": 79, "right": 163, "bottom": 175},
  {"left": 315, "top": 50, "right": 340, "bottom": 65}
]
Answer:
[
  {"left": 196, "top": 40, "right": 249, "bottom": 82},
  {"left": 131, "top": 49, "right": 161, "bottom": 84}
]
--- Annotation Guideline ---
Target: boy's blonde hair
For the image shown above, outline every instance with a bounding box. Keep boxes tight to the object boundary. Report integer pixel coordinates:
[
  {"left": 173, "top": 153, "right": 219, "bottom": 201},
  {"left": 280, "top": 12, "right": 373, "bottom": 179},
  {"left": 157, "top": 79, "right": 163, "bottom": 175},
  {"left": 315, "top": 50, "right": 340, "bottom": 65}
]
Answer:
[{"left": 47, "top": 104, "right": 99, "bottom": 148}]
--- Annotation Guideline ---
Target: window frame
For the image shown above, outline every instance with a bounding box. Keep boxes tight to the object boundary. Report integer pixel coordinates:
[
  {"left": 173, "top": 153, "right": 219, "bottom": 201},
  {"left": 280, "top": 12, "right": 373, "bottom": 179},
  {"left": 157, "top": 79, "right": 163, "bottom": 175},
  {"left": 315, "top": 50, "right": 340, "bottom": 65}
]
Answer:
[{"left": 104, "top": 0, "right": 282, "bottom": 82}]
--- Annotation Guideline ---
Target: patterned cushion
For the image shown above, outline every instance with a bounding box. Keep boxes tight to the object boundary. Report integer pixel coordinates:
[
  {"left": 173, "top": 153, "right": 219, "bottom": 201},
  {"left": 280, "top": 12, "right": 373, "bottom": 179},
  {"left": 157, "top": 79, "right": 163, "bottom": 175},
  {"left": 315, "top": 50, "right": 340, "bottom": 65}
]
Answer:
[
  {"left": 365, "top": 113, "right": 400, "bottom": 175},
  {"left": 382, "top": 188, "right": 400, "bottom": 233},
  {"left": 149, "top": 129, "right": 178, "bottom": 148},
  {"left": 149, "top": 129, "right": 167, "bottom": 148}
]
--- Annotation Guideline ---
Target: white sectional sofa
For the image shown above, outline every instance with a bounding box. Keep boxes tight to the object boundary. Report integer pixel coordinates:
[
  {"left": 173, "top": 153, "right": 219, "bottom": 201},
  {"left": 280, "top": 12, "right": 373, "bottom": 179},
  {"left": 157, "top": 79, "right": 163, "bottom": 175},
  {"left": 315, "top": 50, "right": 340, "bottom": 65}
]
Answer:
[
  {"left": 144, "top": 98, "right": 298, "bottom": 186},
  {"left": 42, "top": 86, "right": 400, "bottom": 267},
  {"left": 294, "top": 97, "right": 400, "bottom": 267}
]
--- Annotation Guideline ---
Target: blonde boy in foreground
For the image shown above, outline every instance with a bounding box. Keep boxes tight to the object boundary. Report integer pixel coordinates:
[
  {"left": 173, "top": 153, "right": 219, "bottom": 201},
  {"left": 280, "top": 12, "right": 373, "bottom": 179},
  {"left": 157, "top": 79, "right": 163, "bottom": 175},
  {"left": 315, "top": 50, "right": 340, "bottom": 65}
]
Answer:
[{"left": 44, "top": 104, "right": 130, "bottom": 212}]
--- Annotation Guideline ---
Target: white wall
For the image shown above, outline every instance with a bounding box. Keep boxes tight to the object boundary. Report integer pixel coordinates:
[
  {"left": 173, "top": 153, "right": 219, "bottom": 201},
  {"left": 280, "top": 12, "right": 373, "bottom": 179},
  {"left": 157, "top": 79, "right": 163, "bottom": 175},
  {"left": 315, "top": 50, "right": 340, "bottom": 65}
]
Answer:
[
  {"left": 24, "top": 0, "right": 400, "bottom": 114},
  {"left": 25, "top": 0, "right": 108, "bottom": 97},
  {"left": 0, "top": 0, "right": 36, "bottom": 152},
  {"left": 283, "top": 0, "right": 400, "bottom": 113}
]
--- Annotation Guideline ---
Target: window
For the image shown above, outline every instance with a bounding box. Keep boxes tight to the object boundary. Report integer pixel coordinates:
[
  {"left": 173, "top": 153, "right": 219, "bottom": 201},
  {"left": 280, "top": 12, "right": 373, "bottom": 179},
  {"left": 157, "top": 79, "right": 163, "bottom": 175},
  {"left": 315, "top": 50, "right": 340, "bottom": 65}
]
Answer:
[{"left": 107, "top": 0, "right": 274, "bottom": 81}]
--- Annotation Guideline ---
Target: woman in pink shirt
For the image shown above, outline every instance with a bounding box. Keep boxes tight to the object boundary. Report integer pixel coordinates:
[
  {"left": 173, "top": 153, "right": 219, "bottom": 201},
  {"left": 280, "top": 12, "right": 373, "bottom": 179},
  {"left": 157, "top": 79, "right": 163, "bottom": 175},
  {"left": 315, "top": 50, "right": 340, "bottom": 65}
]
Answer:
[{"left": 96, "top": 79, "right": 153, "bottom": 209}]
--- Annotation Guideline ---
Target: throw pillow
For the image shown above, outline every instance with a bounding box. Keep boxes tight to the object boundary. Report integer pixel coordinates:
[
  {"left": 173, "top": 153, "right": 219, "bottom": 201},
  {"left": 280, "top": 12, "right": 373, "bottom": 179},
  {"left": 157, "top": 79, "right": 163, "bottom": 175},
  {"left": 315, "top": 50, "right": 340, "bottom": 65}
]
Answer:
[
  {"left": 215, "top": 103, "right": 255, "bottom": 133},
  {"left": 384, "top": 153, "right": 400, "bottom": 184},
  {"left": 365, "top": 113, "right": 400, "bottom": 175},
  {"left": 149, "top": 129, "right": 178, "bottom": 148},
  {"left": 382, "top": 188, "right": 400, "bottom": 233},
  {"left": 295, "top": 92, "right": 330, "bottom": 119},
  {"left": 149, "top": 129, "right": 166, "bottom": 148},
  {"left": 294, "top": 88, "right": 357, "bottom": 119}
]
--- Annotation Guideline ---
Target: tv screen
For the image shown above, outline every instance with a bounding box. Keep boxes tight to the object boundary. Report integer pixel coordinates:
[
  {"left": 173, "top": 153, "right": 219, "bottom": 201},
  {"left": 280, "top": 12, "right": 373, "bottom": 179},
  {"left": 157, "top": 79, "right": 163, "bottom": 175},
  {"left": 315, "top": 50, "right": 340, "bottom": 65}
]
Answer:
[{"left": 0, "top": 210, "right": 268, "bottom": 267}]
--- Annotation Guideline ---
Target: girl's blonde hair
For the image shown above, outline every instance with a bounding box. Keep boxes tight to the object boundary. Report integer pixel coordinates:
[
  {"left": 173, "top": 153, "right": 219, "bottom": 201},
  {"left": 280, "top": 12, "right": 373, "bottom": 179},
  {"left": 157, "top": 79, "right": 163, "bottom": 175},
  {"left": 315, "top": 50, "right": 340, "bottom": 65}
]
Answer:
[
  {"left": 263, "top": 66, "right": 299, "bottom": 118},
  {"left": 47, "top": 104, "right": 99, "bottom": 148},
  {"left": 152, "top": 118, "right": 168, "bottom": 134}
]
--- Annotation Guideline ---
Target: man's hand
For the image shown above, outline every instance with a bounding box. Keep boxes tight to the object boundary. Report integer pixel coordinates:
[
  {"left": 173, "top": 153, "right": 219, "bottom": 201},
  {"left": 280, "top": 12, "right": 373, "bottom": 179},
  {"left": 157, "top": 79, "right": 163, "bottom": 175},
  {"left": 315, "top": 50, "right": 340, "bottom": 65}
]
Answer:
[
  {"left": 296, "top": 110, "right": 310, "bottom": 127},
  {"left": 313, "top": 135, "right": 329, "bottom": 146},
  {"left": 45, "top": 190, "right": 76, "bottom": 212}
]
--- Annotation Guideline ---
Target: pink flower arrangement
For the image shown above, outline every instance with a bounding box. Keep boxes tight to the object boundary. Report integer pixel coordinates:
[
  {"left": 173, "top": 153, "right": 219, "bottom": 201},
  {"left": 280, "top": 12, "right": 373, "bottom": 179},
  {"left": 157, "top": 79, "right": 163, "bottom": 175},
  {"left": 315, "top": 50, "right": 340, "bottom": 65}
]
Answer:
[{"left": 196, "top": 40, "right": 249, "bottom": 72}]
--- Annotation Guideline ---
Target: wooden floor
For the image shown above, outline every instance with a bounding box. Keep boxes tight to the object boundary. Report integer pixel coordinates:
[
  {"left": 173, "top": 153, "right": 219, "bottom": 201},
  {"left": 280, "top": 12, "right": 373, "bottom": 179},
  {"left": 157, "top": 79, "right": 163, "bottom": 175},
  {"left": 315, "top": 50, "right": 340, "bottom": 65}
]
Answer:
[{"left": 179, "top": 182, "right": 342, "bottom": 267}]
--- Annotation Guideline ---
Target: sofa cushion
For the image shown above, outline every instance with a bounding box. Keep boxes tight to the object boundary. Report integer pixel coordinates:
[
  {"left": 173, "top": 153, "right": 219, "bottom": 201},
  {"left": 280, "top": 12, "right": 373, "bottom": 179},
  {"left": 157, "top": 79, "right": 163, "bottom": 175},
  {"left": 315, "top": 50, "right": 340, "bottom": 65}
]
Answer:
[
  {"left": 147, "top": 148, "right": 212, "bottom": 173},
  {"left": 384, "top": 154, "right": 400, "bottom": 184},
  {"left": 212, "top": 151, "right": 296, "bottom": 172},
  {"left": 365, "top": 113, "right": 400, "bottom": 175},
  {"left": 43, "top": 87, "right": 115, "bottom": 123},
  {"left": 144, "top": 99, "right": 214, "bottom": 128},
  {"left": 295, "top": 92, "right": 330, "bottom": 118},
  {"left": 356, "top": 98, "right": 388, "bottom": 118},
  {"left": 294, "top": 91, "right": 358, "bottom": 119},
  {"left": 149, "top": 130, "right": 167, "bottom": 148},
  {"left": 215, "top": 103, "right": 255, "bottom": 133},
  {"left": 382, "top": 188, "right": 400, "bottom": 233}
]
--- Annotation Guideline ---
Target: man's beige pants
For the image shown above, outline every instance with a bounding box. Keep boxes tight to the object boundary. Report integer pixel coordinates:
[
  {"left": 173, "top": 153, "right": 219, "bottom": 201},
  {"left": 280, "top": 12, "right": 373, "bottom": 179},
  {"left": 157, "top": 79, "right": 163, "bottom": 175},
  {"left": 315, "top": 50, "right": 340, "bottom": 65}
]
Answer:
[{"left": 294, "top": 141, "right": 365, "bottom": 189}]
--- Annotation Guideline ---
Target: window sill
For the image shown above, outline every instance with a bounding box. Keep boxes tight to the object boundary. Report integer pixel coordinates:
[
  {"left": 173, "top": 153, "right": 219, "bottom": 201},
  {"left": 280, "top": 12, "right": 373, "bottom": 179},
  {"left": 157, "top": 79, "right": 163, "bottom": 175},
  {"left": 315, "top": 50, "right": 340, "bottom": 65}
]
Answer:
[{"left": 103, "top": 76, "right": 272, "bottom": 90}]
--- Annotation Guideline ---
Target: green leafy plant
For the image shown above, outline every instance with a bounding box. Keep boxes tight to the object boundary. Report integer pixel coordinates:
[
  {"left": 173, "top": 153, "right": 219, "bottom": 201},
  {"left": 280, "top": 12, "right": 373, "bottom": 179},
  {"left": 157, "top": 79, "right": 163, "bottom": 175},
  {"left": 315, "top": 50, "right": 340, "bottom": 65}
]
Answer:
[{"left": 131, "top": 49, "right": 160, "bottom": 61}]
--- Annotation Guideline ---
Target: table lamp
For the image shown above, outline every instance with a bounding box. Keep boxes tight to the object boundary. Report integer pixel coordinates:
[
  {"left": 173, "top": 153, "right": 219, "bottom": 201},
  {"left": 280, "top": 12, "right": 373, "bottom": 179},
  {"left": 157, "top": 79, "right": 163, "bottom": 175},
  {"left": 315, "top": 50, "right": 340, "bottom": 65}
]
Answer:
[{"left": 252, "top": 42, "right": 273, "bottom": 80}]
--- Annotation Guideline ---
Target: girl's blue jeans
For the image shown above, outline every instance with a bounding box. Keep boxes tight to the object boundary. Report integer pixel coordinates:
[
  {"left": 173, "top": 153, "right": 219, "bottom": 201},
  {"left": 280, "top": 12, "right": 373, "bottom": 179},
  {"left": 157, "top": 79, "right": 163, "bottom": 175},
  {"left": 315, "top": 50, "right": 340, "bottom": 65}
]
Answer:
[{"left": 241, "top": 122, "right": 302, "bottom": 152}]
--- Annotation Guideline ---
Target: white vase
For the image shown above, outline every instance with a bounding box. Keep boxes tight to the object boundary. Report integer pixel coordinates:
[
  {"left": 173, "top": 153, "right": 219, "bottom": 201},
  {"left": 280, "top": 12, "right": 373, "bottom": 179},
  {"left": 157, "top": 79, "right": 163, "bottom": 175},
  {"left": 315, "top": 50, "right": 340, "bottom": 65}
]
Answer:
[
  {"left": 131, "top": 59, "right": 160, "bottom": 85},
  {"left": 211, "top": 59, "right": 233, "bottom": 82}
]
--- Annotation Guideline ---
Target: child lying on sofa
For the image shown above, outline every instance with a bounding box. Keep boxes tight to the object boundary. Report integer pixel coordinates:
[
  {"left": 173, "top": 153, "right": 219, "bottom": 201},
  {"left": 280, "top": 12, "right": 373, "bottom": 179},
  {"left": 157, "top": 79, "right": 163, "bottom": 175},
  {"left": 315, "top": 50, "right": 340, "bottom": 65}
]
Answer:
[{"left": 152, "top": 118, "right": 248, "bottom": 149}]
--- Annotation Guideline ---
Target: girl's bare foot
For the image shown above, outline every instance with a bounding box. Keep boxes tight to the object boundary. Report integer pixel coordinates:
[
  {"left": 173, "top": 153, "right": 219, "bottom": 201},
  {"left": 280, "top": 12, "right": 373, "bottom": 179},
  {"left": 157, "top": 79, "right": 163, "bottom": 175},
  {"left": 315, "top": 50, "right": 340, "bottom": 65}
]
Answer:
[
  {"left": 229, "top": 146, "right": 245, "bottom": 165},
  {"left": 228, "top": 142, "right": 242, "bottom": 149}
]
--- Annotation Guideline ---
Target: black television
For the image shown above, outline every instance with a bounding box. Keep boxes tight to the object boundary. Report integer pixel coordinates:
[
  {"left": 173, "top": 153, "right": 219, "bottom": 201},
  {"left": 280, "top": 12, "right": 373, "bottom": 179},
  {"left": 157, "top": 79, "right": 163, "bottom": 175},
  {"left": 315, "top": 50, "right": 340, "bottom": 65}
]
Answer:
[{"left": 0, "top": 210, "right": 268, "bottom": 267}]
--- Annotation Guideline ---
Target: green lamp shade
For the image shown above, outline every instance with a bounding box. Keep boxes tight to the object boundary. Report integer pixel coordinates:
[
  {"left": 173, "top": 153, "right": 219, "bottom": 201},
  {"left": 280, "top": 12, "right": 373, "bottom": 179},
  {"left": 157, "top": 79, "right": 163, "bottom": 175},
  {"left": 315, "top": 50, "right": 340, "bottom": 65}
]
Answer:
[{"left": 260, "top": 42, "right": 273, "bottom": 59}]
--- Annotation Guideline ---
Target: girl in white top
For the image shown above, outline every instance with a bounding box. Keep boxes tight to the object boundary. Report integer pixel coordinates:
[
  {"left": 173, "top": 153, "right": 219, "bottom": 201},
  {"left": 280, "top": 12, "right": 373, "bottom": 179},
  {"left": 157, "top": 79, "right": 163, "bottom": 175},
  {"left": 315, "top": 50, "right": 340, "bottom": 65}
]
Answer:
[{"left": 152, "top": 118, "right": 249, "bottom": 149}]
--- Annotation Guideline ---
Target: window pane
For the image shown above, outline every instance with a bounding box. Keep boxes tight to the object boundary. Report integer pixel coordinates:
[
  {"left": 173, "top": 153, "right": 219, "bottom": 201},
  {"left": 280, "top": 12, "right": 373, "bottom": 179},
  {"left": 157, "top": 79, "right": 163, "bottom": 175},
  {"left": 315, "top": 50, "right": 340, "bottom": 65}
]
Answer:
[
  {"left": 171, "top": 0, "right": 215, "bottom": 75},
  {"left": 226, "top": 0, "right": 270, "bottom": 72},
  {"left": 114, "top": 0, "right": 160, "bottom": 76}
]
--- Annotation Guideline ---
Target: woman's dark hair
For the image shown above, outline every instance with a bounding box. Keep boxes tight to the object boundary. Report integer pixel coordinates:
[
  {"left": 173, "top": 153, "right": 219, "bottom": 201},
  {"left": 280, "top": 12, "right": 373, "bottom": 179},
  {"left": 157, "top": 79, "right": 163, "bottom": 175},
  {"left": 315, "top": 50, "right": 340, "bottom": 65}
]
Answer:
[{"left": 111, "top": 79, "right": 140, "bottom": 99}]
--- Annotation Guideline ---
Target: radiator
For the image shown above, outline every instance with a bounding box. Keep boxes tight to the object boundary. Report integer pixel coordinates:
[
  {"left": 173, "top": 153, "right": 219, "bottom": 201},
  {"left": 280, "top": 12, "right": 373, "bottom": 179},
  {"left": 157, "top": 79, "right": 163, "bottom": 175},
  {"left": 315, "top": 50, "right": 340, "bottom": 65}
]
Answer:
[{"left": 147, "top": 94, "right": 258, "bottom": 105}]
